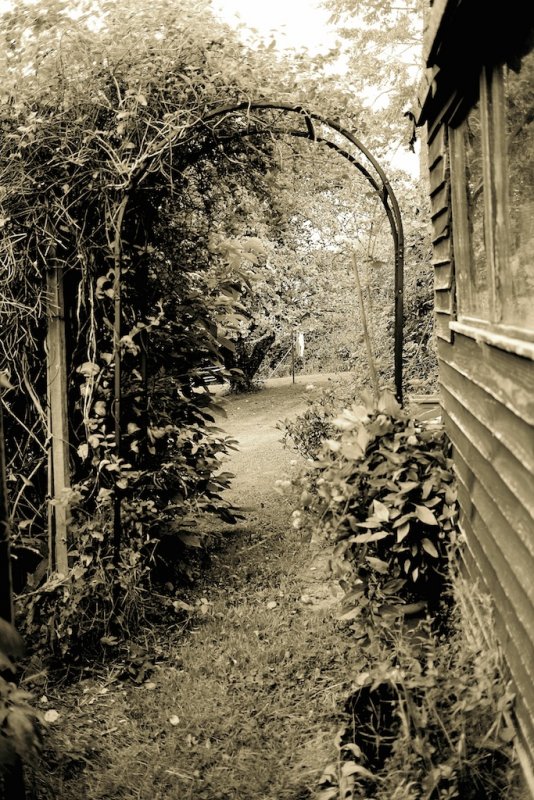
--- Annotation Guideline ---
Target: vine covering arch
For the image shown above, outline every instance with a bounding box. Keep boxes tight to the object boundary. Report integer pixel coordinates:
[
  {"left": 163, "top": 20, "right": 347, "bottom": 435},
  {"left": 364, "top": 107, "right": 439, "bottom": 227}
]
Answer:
[{"left": 0, "top": 91, "right": 406, "bottom": 602}]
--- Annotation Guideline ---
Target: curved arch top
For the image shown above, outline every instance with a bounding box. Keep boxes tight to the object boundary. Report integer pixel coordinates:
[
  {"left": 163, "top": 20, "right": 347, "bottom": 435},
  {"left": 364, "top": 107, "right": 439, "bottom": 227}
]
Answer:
[{"left": 202, "top": 101, "right": 405, "bottom": 403}]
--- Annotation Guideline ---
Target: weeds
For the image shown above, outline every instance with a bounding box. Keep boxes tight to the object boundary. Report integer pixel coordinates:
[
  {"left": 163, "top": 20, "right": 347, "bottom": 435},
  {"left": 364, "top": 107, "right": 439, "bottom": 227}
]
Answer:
[{"left": 317, "top": 571, "right": 525, "bottom": 800}]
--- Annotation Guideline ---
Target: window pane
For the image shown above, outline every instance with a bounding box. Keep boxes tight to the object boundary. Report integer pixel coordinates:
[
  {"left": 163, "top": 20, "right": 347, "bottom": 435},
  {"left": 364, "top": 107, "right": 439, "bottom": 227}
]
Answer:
[
  {"left": 462, "top": 106, "right": 490, "bottom": 318},
  {"left": 504, "top": 50, "right": 534, "bottom": 327}
]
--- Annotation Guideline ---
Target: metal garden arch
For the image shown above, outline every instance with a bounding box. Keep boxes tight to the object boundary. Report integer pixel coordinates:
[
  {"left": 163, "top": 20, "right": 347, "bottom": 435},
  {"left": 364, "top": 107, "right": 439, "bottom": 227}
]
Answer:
[{"left": 199, "top": 101, "right": 405, "bottom": 403}]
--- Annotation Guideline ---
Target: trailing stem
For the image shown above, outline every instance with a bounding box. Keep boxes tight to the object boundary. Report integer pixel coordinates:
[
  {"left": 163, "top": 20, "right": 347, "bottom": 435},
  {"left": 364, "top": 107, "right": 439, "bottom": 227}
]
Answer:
[
  {"left": 111, "top": 194, "right": 129, "bottom": 573},
  {"left": 352, "top": 252, "right": 379, "bottom": 403}
]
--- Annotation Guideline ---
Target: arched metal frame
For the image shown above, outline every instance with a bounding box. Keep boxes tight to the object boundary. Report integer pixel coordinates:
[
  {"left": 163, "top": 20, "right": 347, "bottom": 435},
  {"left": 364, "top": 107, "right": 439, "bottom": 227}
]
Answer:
[
  {"left": 112, "top": 100, "right": 405, "bottom": 558},
  {"left": 201, "top": 102, "right": 405, "bottom": 403}
]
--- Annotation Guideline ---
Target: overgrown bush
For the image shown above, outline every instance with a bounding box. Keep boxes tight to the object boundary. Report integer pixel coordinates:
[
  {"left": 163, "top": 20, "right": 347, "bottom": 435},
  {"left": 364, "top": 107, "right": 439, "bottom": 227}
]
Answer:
[
  {"left": 281, "top": 382, "right": 357, "bottom": 459},
  {"left": 281, "top": 387, "right": 339, "bottom": 458},
  {"left": 287, "top": 389, "right": 458, "bottom": 618},
  {"left": 317, "top": 572, "right": 523, "bottom": 800},
  {"left": 0, "top": 619, "right": 41, "bottom": 793}
]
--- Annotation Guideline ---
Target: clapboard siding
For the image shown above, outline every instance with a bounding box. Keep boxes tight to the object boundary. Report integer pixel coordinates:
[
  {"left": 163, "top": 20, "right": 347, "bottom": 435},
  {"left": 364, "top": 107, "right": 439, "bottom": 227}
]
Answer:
[
  {"left": 450, "top": 430, "right": 534, "bottom": 597},
  {"left": 429, "top": 152, "right": 447, "bottom": 193},
  {"left": 421, "top": 5, "right": 534, "bottom": 783},
  {"left": 428, "top": 122, "right": 454, "bottom": 344},
  {"left": 457, "top": 509, "right": 534, "bottom": 757},
  {"left": 437, "top": 333, "right": 534, "bottom": 778},
  {"left": 439, "top": 360, "right": 534, "bottom": 472},
  {"left": 427, "top": 119, "right": 534, "bottom": 782},
  {"left": 438, "top": 334, "right": 534, "bottom": 425},
  {"left": 434, "top": 262, "right": 453, "bottom": 290}
]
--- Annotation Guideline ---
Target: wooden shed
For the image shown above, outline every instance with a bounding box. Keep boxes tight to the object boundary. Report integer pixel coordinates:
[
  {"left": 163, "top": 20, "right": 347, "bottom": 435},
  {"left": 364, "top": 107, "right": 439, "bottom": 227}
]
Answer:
[{"left": 417, "top": 0, "right": 534, "bottom": 785}]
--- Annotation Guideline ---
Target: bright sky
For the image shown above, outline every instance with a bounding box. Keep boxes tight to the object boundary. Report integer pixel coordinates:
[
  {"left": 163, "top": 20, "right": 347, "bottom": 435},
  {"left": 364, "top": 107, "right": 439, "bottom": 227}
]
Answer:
[
  {"left": 211, "top": 0, "right": 419, "bottom": 177},
  {"left": 211, "top": 0, "right": 337, "bottom": 54}
]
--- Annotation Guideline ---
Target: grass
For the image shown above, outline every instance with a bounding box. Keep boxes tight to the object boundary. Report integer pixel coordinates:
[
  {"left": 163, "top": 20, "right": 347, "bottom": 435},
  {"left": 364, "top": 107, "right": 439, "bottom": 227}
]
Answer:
[
  {"left": 30, "top": 523, "right": 361, "bottom": 800},
  {"left": 23, "top": 376, "right": 530, "bottom": 800}
]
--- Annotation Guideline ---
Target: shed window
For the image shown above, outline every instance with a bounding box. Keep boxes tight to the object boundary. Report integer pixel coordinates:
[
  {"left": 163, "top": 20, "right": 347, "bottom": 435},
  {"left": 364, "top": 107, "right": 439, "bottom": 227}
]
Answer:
[
  {"left": 504, "top": 51, "right": 534, "bottom": 327},
  {"left": 450, "top": 49, "right": 534, "bottom": 337}
]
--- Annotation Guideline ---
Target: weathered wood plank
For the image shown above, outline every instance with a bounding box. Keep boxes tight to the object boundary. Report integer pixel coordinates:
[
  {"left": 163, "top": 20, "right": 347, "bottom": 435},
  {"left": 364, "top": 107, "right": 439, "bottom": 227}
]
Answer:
[
  {"left": 432, "top": 235, "right": 451, "bottom": 263},
  {"left": 457, "top": 506, "right": 534, "bottom": 756},
  {"left": 46, "top": 263, "right": 70, "bottom": 576},
  {"left": 429, "top": 156, "right": 447, "bottom": 194},
  {"left": 440, "top": 364, "right": 534, "bottom": 473},
  {"left": 431, "top": 210, "right": 449, "bottom": 243},
  {"left": 445, "top": 408, "right": 534, "bottom": 550},
  {"left": 435, "top": 288, "right": 453, "bottom": 314},
  {"left": 453, "top": 448, "right": 534, "bottom": 595},
  {"left": 435, "top": 311, "right": 452, "bottom": 341},
  {"left": 423, "top": 0, "right": 449, "bottom": 63},
  {"left": 430, "top": 183, "right": 448, "bottom": 217},
  {"left": 428, "top": 122, "right": 446, "bottom": 166},
  {"left": 437, "top": 332, "right": 534, "bottom": 424},
  {"left": 434, "top": 262, "right": 453, "bottom": 290}
]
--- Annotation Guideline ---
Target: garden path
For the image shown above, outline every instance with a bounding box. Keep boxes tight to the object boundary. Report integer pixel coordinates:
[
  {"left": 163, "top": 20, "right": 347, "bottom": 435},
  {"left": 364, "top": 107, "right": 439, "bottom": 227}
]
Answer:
[{"left": 36, "top": 373, "right": 361, "bottom": 800}]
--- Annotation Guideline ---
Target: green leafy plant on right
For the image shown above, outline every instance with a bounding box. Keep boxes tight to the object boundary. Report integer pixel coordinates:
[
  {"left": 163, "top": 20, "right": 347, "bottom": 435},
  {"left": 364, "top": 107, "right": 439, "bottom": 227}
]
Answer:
[{"left": 289, "top": 389, "right": 459, "bottom": 619}]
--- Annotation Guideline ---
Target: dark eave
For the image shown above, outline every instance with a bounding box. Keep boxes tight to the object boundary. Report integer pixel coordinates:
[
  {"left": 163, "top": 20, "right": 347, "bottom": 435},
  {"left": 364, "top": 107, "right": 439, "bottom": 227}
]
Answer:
[{"left": 417, "top": 0, "right": 534, "bottom": 128}]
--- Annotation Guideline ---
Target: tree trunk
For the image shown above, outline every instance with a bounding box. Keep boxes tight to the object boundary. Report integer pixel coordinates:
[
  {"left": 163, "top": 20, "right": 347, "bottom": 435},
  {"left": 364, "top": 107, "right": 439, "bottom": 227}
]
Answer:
[{"left": 231, "top": 331, "right": 275, "bottom": 391}]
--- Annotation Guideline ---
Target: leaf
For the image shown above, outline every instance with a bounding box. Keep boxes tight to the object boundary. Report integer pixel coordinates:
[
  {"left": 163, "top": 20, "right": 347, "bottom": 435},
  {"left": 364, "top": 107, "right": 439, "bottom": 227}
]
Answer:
[
  {"left": 365, "top": 556, "right": 389, "bottom": 574},
  {"left": 445, "top": 485, "right": 458, "bottom": 505},
  {"left": 373, "top": 499, "right": 389, "bottom": 522},
  {"left": 421, "top": 478, "right": 433, "bottom": 499},
  {"left": 77, "top": 361, "right": 100, "bottom": 378},
  {"left": 0, "top": 372, "right": 13, "bottom": 390},
  {"left": 341, "top": 761, "right": 376, "bottom": 780},
  {"left": 377, "top": 390, "right": 402, "bottom": 417},
  {"left": 172, "top": 600, "right": 195, "bottom": 612},
  {"left": 341, "top": 442, "right": 364, "bottom": 460},
  {"left": 350, "top": 530, "right": 390, "bottom": 544},
  {"left": 396, "top": 522, "right": 410, "bottom": 543},
  {"left": 77, "top": 443, "right": 89, "bottom": 460},
  {"left": 336, "top": 605, "right": 361, "bottom": 621},
  {"left": 382, "top": 578, "right": 407, "bottom": 595},
  {"left": 421, "top": 538, "right": 439, "bottom": 558},
  {"left": 414, "top": 505, "right": 439, "bottom": 526}
]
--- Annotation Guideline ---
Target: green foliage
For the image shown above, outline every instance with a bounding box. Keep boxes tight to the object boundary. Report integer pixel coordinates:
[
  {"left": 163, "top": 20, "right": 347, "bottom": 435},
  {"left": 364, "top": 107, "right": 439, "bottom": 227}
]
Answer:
[
  {"left": 281, "top": 384, "right": 348, "bottom": 458},
  {"left": 0, "top": 0, "right": 285, "bottom": 646},
  {"left": 317, "top": 574, "right": 523, "bottom": 800},
  {"left": 0, "top": 619, "right": 41, "bottom": 784},
  {"left": 288, "top": 389, "right": 458, "bottom": 616},
  {"left": 18, "top": 511, "right": 149, "bottom": 661}
]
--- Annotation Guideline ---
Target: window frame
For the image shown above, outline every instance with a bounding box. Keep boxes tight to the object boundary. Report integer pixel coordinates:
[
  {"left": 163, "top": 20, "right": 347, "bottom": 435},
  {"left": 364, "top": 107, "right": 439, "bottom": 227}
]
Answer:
[{"left": 448, "top": 61, "right": 534, "bottom": 353}]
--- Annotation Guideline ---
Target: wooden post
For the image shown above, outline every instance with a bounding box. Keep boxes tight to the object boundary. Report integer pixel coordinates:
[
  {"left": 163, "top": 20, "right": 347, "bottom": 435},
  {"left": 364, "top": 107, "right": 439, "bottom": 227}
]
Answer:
[{"left": 45, "top": 243, "right": 70, "bottom": 576}]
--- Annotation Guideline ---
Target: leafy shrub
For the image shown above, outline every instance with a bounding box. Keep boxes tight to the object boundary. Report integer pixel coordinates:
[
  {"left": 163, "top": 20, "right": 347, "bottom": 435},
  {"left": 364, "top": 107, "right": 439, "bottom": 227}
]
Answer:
[
  {"left": 0, "top": 619, "right": 41, "bottom": 792},
  {"left": 317, "top": 573, "right": 523, "bottom": 800},
  {"left": 281, "top": 384, "right": 354, "bottom": 459},
  {"left": 18, "top": 509, "right": 149, "bottom": 662},
  {"left": 288, "top": 389, "right": 459, "bottom": 617}
]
